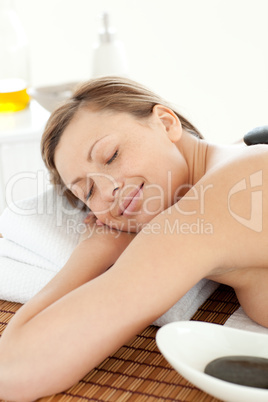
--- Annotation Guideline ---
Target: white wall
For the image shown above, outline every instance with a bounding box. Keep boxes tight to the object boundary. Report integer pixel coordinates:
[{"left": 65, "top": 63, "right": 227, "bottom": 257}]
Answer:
[{"left": 14, "top": 0, "right": 268, "bottom": 143}]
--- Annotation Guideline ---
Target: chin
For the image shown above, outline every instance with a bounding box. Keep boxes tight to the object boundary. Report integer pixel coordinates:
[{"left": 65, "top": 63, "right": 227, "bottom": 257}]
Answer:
[{"left": 106, "top": 213, "right": 155, "bottom": 233}]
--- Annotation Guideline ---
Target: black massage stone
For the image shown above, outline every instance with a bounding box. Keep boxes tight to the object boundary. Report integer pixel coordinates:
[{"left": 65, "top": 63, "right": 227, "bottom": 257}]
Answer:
[
  {"left": 204, "top": 355, "right": 268, "bottom": 388},
  {"left": 244, "top": 125, "right": 268, "bottom": 145}
]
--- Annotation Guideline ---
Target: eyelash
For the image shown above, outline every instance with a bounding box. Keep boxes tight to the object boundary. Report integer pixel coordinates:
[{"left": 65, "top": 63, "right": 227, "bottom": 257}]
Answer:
[
  {"left": 86, "top": 186, "right": 94, "bottom": 201},
  {"left": 106, "top": 150, "right": 118, "bottom": 165},
  {"left": 85, "top": 150, "right": 119, "bottom": 200}
]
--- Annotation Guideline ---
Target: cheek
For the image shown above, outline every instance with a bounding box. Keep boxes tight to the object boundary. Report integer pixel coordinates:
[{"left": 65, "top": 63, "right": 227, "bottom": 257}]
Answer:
[
  {"left": 69, "top": 184, "right": 84, "bottom": 201},
  {"left": 89, "top": 198, "right": 114, "bottom": 219}
]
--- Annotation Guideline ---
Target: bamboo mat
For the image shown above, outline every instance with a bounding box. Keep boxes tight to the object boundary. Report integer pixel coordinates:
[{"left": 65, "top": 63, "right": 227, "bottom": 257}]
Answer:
[{"left": 0, "top": 284, "right": 239, "bottom": 401}]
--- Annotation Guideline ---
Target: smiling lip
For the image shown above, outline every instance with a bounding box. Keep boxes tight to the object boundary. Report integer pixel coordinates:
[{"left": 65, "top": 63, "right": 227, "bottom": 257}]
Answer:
[{"left": 120, "top": 183, "right": 144, "bottom": 216}]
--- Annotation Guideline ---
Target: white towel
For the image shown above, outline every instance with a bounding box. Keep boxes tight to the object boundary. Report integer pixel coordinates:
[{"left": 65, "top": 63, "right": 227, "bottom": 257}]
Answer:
[
  {"left": 0, "top": 188, "right": 87, "bottom": 303},
  {"left": 0, "top": 188, "right": 218, "bottom": 324},
  {"left": 0, "top": 188, "right": 87, "bottom": 268},
  {"left": 225, "top": 307, "right": 268, "bottom": 335}
]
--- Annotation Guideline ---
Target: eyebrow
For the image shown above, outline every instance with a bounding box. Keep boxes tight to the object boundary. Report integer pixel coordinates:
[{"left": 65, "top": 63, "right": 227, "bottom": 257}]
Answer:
[{"left": 70, "top": 135, "right": 110, "bottom": 186}]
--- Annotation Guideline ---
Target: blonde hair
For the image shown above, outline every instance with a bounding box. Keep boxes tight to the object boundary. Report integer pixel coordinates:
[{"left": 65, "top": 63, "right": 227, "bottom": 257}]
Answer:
[{"left": 41, "top": 76, "right": 203, "bottom": 210}]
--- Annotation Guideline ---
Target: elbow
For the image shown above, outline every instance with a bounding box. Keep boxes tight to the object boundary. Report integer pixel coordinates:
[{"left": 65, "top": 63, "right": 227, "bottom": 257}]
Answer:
[
  {"left": 0, "top": 371, "right": 61, "bottom": 402},
  {"left": 0, "top": 386, "right": 36, "bottom": 402},
  {"left": 0, "top": 353, "right": 56, "bottom": 401},
  {"left": 0, "top": 340, "right": 39, "bottom": 401},
  {"left": 0, "top": 351, "right": 78, "bottom": 401},
  {"left": 0, "top": 366, "right": 44, "bottom": 402},
  {"left": 0, "top": 373, "right": 32, "bottom": 401},
  {"left": 0, "top": 333, "right": 62, "bottom": 400}
]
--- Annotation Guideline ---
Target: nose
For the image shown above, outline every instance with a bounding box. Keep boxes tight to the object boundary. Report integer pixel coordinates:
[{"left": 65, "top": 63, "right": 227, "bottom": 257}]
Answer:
[
  {"left": 89, "top": 175, "right": 123, "bottom": 218},
  {"left": 95, "top": 174, "right": 122, "bottom": 202},
  {"left": 113, "top": 186, "right": 120, "bottom": 196}
]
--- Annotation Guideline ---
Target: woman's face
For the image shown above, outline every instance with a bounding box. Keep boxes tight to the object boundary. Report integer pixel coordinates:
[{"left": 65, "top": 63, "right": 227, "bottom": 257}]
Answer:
[{"left": 55, "top": 105, "right": 189, "bottom": 232}]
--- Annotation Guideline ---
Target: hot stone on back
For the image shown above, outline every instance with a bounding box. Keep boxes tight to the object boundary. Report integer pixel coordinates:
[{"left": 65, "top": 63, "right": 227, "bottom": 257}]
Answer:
[{"left": 244, "top": 126, "right": 268, "bottom": 145}]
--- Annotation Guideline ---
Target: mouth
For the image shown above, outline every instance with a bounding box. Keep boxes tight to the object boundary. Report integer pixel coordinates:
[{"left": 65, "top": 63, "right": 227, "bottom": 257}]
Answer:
[{"left": 120, "top": 183, "right": 144, "bottom": 216}]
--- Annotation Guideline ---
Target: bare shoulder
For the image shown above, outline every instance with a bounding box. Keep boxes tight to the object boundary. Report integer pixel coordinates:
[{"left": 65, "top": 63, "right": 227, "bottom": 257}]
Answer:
[
  {"left": 205, "top": 144, "right": 268, "bottom": 236},
  {"left": 198, "top": 143, "right": 268, "bottom": 206},
  {"left": 135, "top": 144, "right": 268, "bottom": 280},
  {"left": 208, "top": 143, "right": 268, "bottom": 178},
  {"left": 183, "top": 143, "right": 268, "bottom": 274}
]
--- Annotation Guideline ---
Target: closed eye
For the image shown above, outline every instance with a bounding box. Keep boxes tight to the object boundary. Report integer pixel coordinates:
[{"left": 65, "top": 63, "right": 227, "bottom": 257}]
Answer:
[
  {"left": 86, "top": 184, "right": 94, "bottom": 201},
  {"left": 106, "top": 150, "right": 118, "bottom": 165},
  {"left": 85, "top": 150, "right": 118, "bottom": 200}
]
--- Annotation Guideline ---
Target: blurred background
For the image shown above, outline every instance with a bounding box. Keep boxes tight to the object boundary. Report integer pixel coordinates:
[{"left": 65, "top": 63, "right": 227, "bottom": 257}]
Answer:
[{"left": 13, "top": 0, "right": 267, "bottom": 143}]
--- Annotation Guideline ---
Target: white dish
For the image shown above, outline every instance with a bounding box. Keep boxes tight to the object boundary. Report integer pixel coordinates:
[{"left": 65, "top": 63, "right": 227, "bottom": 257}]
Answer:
[{"left": 156, "top": 321, "right": 268, "bottom": 402}]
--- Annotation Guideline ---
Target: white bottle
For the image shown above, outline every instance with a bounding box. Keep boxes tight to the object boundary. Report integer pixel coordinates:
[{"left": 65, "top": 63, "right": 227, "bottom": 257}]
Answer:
[{"left": 91, "top": 12, "right": 128, "bottom": 78}]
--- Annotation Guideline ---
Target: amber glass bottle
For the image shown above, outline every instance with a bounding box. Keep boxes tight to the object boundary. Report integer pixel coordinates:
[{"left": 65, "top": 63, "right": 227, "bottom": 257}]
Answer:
[{"left": 0, "top": 0, "right": 30, "bottom": 112}]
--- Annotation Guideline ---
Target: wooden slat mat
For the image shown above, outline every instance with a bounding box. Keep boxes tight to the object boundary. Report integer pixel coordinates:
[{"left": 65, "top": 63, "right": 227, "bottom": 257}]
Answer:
[{"left": 0, "top": 285, "right": 239, "bottom": 401}]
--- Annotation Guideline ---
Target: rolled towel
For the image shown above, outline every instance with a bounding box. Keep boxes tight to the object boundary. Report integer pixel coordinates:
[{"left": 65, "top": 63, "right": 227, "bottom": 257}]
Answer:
[
  {"left": 225, "top": 307, "right": 268, "bottom": 335},
  {"left": 0, "top": 188, "right": 87, "bottom": 267}
]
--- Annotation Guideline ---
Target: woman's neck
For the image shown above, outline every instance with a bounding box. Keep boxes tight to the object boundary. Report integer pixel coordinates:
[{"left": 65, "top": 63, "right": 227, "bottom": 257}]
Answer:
[
  {"left": 176, "top": 130, "right": 209, "bottom": 186},
  {"left": 177, "top": 130, "right": 246, "bottom": 186}
]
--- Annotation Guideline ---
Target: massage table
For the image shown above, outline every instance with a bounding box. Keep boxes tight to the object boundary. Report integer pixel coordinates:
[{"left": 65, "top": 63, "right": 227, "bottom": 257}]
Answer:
[{"left": 0, "top": 284, "right": 239, "bottom": 401}]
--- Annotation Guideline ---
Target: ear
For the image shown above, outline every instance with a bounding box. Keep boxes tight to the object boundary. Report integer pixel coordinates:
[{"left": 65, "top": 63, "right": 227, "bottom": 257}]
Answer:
[{"left": 152, "top": 104, "right": 182, "bottom": 142}]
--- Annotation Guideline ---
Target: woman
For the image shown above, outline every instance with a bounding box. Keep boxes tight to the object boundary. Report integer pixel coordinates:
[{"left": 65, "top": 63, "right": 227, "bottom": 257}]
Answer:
[{"left": 0, "top": 76, "right": 267, "bottom": 400}]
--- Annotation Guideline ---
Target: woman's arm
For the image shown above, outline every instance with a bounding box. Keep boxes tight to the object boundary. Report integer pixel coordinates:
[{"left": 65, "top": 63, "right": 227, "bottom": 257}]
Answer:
[
  {"left": 0, "top": 189, "right": 219, "bottom": 401},
  {"left": 0, "top": 221, "right": 212, "bottom": 401},
  {"left": 3, "top": 221, "right": 134, "bottom": 332}
]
